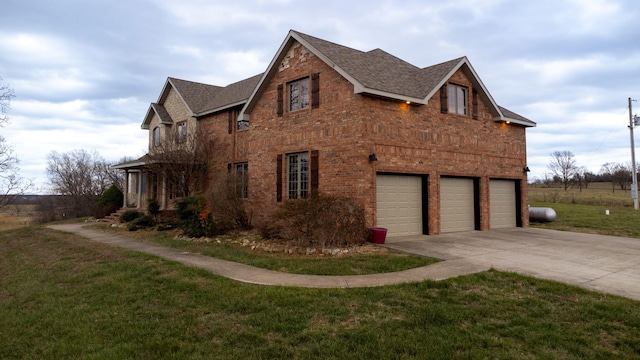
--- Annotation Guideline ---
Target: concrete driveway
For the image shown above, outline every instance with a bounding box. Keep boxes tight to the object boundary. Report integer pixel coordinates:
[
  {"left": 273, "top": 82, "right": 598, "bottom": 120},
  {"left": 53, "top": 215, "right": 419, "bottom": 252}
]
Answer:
[{"left": 383, "top": 227, "right": 640, "bottom": 301}]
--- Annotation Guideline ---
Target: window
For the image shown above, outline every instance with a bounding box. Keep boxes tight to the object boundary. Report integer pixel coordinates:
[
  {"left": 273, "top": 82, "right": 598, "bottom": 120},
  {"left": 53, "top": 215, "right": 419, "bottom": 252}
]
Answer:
[
  {"left": 153, "top": 127, "right": 160, "bottom": 147},
  {"left": 447, "top": 84, "right": 468, "bottom": 115},
  {"left": 287, "top": 152, "right": 308, "bottom": 199},
  {"left": 235, "top": 163, "right": 248, "bottom": 199},
  {"left": 176, "top": 122, "right": 187, "bottom": 143},
  {"left": 288, "top": 77, "right": 310, "bottom": 111}
]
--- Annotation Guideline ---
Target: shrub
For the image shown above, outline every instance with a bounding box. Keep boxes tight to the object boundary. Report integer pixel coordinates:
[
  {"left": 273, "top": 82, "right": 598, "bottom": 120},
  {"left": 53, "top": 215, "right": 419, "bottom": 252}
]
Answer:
[
  {"left": 175, "top": 194, "right": 215, "bottom": 238},
  {"left": 120, "top": 210, "right": 144, "bottom": 223},
  {"left": 98, "top": 185, "right": 124, "bottom": 207},
  {"left": 207, "top": 173, "right": 252, "bottom": 233},
  {"left": 127, "top": 215, "right": 156, "bottom": 231},
  {"left": 147, "top": 199, "right": 160, "bottom": 219},
  {"left": 268, "top": 193, "right": 369, "bottom": 247}
]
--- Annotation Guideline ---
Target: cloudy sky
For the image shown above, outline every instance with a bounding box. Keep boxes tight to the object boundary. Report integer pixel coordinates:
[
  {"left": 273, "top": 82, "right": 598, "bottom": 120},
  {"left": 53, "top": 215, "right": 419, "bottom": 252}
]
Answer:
[{"left": 1, "top": 0, "right": 639, "bottom": 192}]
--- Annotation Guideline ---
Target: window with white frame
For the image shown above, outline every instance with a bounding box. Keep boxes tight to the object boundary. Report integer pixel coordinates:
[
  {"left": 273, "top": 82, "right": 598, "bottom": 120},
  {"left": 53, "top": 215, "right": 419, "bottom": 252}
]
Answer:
[
  {"left": 288, "top": 77, "right": 310, "bottom": 111},
  {"left": 447, "top": 84, "right": 468, "bottom": 115},
  {"left": 176, "top": 121, "right": 187, "bottom": 143},
  {"left": 153, "top": 127, "right": 160, "bottom": 147},
  {"left": 235, "top": 162, "right": 248, "bottom": 199},
  {"left": 287, "top": 152, "right": 308, "bottom": 199}
]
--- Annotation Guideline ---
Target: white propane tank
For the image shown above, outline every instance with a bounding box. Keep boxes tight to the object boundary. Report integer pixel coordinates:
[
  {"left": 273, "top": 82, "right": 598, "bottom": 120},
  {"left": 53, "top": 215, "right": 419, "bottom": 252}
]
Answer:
[{"left": 529, "top": 207, "right": 557, "bottom": 222}]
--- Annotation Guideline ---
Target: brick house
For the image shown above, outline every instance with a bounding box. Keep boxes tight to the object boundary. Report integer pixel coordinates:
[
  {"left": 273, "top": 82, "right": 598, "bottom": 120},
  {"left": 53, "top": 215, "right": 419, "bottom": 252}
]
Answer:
[{"left": 114, "top": 30, "right": 535, "bottom": 236}]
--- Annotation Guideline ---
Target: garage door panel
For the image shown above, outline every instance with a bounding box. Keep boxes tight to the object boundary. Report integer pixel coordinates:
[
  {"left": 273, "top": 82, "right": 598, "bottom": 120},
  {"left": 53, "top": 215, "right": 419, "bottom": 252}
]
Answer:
[
  {"left": 376, "top": 175, "right": 422, "bottom": 237},
  {"left": 440, "top": 177, "right": 475, "bottom": 233},
  {"left": 490, "top": 180, "right": 517, "bottom": 229}
]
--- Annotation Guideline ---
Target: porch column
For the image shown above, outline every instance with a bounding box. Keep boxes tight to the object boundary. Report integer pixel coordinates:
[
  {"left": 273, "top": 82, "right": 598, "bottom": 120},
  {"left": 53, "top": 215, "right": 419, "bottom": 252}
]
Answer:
[
  {"left": 137, "top": 171, "right": 143, "bottom": 210},
  {"left": 123, "top": 170, "right": 129, "bottom": 208}
]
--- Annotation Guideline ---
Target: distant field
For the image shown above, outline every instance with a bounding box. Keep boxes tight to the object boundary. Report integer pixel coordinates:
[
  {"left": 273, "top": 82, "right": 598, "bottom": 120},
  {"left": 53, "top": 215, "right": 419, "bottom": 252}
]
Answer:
[
  {"left": 0, "top": 205, "right": 39, "bottom": 231},
  {"left": 529, "top": 182, "right": 635, "bottom": 207}
]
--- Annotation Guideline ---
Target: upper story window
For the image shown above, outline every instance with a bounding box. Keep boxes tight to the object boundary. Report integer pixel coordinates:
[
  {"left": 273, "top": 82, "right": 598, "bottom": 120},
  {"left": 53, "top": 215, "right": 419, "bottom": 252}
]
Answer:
[
  {"left": 287, "top": 152, "right": 308, "bottom": 199},
  {"left": 448, "top": 84, "right": 468, "bottom": 115},
  {"left": 176, "top": 121, "right": 187, "bottom": 143},
  {"left": 288, "top": 77, "right": 310, "bottom": 111},
  {"left": 153, "top": 127, "right": 160, "bottom": 147}
]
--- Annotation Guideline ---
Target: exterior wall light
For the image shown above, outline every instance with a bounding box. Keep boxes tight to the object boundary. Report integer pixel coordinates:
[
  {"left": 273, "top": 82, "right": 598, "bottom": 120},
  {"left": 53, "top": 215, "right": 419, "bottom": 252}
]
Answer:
[
  {"left": 523, "top": 166, "right": 530, "bottom": 173},
  {"left": 369, "top": 153, "right": 378, "bottom": 162}
]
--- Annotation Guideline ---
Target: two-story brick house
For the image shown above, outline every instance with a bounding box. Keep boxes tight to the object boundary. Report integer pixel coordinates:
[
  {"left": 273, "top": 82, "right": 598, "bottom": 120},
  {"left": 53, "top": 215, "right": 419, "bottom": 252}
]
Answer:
[{"left": 114, "top": 30, "right": 535, "bottom": 236}]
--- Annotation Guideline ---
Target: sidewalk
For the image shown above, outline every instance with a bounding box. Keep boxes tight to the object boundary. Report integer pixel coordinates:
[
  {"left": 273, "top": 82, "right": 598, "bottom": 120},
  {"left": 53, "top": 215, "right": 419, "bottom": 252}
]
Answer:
[{"left": 46, "top": 223, "right": 487, "bottom": 288}]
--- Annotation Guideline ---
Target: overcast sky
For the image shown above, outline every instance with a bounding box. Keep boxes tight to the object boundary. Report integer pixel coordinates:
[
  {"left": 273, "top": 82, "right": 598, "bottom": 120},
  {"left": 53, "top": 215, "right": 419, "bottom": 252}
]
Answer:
[{"left": 1, "top": 0, "right": 639, "bottom": 192}]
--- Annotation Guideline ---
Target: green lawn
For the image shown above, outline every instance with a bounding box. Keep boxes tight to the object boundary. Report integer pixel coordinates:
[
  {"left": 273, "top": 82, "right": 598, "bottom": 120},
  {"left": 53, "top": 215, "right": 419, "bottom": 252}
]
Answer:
[
  {"left": 91, "top": 224, "right": 439, "bottom": 275},
  {"left": 530, "top": 201, "right": 640, "bottom": 238},
  {"left": 2, "top": 226, "right": 640, "bottom": 359}
]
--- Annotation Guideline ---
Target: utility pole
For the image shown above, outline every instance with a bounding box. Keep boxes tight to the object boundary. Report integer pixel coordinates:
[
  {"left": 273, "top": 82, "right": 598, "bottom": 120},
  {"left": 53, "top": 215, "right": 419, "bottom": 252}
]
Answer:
[{"left": 629, "top": 97, "right": 638, "bottom": 210}]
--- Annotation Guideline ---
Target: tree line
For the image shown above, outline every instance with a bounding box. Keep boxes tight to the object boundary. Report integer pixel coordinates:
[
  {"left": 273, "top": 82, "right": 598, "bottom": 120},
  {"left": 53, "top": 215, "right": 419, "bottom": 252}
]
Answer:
[{"left": 535, "top": 150, "right": 638, "bottom": 192}]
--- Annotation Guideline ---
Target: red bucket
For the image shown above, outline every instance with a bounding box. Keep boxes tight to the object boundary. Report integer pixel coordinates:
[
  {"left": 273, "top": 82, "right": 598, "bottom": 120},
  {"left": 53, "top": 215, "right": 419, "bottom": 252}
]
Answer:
[{"left": 369, "top": 227, "right": 388, "bottom": 244}]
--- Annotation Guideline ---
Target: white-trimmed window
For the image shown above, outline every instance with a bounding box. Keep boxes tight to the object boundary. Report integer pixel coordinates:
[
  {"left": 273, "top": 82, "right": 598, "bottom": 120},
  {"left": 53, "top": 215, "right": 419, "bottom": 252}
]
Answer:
[
  {"left": 288, "top": 77, "right": 310, "bottom": 111},
  {"left": 448, "top": 84, "right": 468, "bottom": 115},
  {"left": 176, "top": 121, "right": 187, "bottom": 143},
  {"left": 153, "top": 127, "right": 160, "bottom": 147},
  {"left": 287, "top": 152, "right": 308, "bottom": 199},
  {"left": 235, "top": 162, "right": 248, "bottom": 199}
]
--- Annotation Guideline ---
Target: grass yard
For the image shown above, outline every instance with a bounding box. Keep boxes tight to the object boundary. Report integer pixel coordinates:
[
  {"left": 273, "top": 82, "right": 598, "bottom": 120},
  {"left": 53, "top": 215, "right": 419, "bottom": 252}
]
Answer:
[
  {"left": 530, "top": 201, "right": 640, "bottom": 238},
  {"left": 2, "top": 226, "right": 640, "bottom": 359},
  {"left": 0, "top": 204, "right": 38, "bottom": 231},
  {"left": 529, "top": 182, "right": 635, "bottom": 207},
  {"left": 90, "top": 224, "right": 439, "bottom": 275}
]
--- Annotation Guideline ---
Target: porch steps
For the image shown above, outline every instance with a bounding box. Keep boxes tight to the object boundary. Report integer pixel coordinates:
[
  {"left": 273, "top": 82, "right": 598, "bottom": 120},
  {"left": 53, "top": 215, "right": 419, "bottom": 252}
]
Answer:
[{"left": 102, "top": 208, "right": 132, "bottom": 223}]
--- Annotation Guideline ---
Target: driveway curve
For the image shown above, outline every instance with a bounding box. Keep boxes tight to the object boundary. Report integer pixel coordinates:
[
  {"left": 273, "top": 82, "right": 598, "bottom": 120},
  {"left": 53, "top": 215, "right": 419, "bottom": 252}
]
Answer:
[{"left": 46, "top": 223, "right": 487, "bottom": 288}]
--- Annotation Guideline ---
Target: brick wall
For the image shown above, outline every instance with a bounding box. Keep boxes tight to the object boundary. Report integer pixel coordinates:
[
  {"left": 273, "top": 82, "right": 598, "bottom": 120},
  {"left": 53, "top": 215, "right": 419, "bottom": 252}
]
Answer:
[{"left": 198, "top": 40, "right": 530, "bottom": 233}]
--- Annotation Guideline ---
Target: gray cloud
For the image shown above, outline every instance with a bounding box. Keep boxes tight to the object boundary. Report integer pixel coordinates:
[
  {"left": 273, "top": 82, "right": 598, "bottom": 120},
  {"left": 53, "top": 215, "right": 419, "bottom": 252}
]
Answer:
[{"left": 0, "top": 0, "right": 639, "bottom": 190}]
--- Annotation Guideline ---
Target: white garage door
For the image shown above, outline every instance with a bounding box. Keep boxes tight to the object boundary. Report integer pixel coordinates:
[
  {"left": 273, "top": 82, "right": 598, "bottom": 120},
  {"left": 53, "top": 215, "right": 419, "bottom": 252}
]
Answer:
[
  {"left": 376, "top": 175, "right": 422, "bottom": 237},
  {"left": 440, "top": 177, "right": 475, "bottom": 233},
  {"left": 490, "top": 180, "right": 517, "bottom": 229}
]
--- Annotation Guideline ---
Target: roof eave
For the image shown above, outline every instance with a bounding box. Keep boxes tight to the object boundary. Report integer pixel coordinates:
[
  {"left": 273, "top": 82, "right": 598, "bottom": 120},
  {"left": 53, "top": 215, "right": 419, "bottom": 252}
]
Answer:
[
  {"left": 197, "top": 100, "right": 246, "bottom": 118},
  {"left": 354, "top": 84, "right": 426, "bottom": 104},
  {"left": 493, "top": 116, "right": 537, "bottom": 127}
]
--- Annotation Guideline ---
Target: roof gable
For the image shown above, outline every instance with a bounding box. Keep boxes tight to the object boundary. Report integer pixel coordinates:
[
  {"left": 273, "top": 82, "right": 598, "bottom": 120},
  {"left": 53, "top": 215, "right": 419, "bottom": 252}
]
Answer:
[{"left": 242, "top": 30, "right": 534, "bottom": 127}]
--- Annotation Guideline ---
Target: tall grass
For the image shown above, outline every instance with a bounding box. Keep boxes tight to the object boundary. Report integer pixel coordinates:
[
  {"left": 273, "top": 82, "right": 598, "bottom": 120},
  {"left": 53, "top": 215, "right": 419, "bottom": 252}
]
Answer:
[{"left": 529, "top": 182, "right": 635, "bottom": 207}]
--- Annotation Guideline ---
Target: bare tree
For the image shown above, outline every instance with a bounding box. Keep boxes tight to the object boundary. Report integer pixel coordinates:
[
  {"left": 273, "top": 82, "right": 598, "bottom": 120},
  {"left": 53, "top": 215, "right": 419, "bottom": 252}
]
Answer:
[
  {"left": 46, "top": 149, "right": 114, "bottom": 217},
  {"left": 612, "top": 163, "right": 631, "bottom": 191},
  {"left": 145, "top": 126, "right": 214, "bottom": 198},
  {"left": 0, "top": 77, "right": 15, "bottom": 125},
  {"left": 548, "top": 151, "right": 578, "bottom": 191},
  {"left": 0, "top": 78, "right": 32, "bottom": 208},
  {"left": 600, "top": 162, "right": 617, "bottom": 192}
]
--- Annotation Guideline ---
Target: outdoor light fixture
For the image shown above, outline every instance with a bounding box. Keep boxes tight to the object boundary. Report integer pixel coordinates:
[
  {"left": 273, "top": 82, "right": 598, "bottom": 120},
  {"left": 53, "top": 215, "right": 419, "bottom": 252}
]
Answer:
[
  {"left": 523, "top": 166, "right": 530, "bottom": 173},
  {"left": 405, "top": 100, "right": 411, "bottom": 104},
  {"left": 369, "top": 153, "right": 378, "bottom": 162}
]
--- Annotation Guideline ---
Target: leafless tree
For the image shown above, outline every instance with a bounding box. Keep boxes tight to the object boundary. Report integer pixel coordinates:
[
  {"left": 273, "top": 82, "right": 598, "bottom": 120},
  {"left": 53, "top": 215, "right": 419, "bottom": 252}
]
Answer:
[
  {"left": 0, "top": 78, "right": 32, "bottom": 208},
  {"left": 46, "top": 149, "right": 114, "bottom": 217},
  {"left": 0, "top": 77, "right": 15, "bottom": 125},
  {"left": 145, "top": 126, "right": 214, "bottom": 198},
  {"left": 547, "top": 151, "right": 578, "bottom": 191}
]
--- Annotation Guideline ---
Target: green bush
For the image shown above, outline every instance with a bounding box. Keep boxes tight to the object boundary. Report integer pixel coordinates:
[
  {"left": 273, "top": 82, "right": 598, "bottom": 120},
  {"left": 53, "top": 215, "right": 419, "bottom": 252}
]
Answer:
[
  {"left": 127, "top": 215, "right": 156, "bottom": 231},
  {"left": 147, "top": 199, "right": 160, "bottom": 219},
  {"left": 95, "top": 185, "right": 124, "bottom": 218},
  {"left": 268, "top": 193, "right": 369, "bottom": 247},
  {"left": 120, "top": 210, "right": 144, "bottom": 223},
  {"left": 98, "top": 185, "right": 124, "bottom": 207},
  {"left": 175, "top": 194, "right": 215, "bottom": 238}
]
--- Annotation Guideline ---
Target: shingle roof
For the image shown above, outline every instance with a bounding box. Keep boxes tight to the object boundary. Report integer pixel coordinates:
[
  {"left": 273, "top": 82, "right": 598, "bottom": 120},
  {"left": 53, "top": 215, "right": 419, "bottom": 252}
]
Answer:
[
  {"left": 167, "top": 78, "right": 222, "bottom": 114},
  {"left": 150, "top": 103, "right": 172, "bottom": 124},
  {"left": 198, "top": 73, "right": 263, "bottom": 115},
  {"left": 145, "top": 30, "right": 534, "bottom": 127},
  {"left": 295, "top": 31, "right": 461, "bottom": 99}
]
